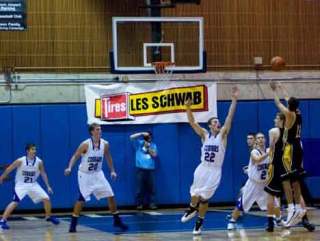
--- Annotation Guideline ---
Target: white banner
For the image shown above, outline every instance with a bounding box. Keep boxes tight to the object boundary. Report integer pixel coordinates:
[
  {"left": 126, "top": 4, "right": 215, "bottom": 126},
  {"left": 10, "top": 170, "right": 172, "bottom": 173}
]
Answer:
[{"left": 85, "top": 81, "right": 217, "bottom": 125}]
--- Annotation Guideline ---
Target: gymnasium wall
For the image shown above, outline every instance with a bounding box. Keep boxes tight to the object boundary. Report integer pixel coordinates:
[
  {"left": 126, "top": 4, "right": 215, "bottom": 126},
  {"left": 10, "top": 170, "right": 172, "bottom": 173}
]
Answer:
[
  {"left": 0, "top": 0, "right": 141, "bottom": 71},
  {"left": 163, "top": 0, "right": 320, "bottom": 68},
  {"left": 1, "top": 99, "right": 320, "bottom": 211},
  {"left": 0, "top": 0, "right": 319, "bottom": 71}
]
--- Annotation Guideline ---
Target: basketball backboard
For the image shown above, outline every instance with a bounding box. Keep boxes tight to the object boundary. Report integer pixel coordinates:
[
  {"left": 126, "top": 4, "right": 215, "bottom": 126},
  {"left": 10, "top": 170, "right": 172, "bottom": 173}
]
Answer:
[{"left": 110, "top": 17, "right": 206, "bottom": 73}]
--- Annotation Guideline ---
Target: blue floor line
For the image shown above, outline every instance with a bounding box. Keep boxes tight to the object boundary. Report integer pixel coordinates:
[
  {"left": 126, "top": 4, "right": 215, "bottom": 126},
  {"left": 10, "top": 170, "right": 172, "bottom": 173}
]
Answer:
[{"left": 69, "top": 211, "right": 269, "bottom": 234}]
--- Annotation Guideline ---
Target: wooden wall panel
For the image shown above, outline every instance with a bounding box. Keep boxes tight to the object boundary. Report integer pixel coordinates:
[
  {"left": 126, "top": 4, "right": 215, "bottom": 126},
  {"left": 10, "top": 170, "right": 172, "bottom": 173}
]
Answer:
[
  {"left": 163, "top": 0, "right": 320, "bottom": 69},
  {"left": 0, "top": 0, "right": 319, "bottom": 71},
  {"left": 0, "top": 0, "right": 143, "bottom": 71}
]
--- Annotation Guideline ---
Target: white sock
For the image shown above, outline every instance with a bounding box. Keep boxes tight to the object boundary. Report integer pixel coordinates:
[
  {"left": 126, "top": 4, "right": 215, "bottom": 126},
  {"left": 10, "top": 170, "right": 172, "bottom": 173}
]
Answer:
[
  {"left": 190, "top": 203, "right": 196, "bottom": 208},
  {"left": 295, "top": 204, "right": 301, "bottom": 210},
  {"left": 288, "top": 203, "right": 294, "bottom": 210}
]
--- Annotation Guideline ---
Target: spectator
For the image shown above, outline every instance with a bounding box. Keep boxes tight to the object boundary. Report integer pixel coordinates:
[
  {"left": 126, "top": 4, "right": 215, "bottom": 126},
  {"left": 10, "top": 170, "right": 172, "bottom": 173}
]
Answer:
[{"left": 130, "top": 131, "right": 158, "bottom": 210}]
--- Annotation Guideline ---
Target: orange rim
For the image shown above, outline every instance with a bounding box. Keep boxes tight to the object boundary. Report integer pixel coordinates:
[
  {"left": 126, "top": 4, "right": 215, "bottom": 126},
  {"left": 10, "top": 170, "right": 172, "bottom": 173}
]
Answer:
[{"left": 152, "top": 61, "right": 175, "bottom": 74}]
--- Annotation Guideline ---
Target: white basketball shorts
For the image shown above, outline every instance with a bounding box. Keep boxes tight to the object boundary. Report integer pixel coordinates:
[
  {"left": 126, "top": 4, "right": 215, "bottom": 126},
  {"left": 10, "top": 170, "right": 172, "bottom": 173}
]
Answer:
[
  {"left": 238, "top": 178, "right": 268, "bottom": 212},
  {"left": 190, "top": 162, "right": 222, "bottom": 200},
  {"left": 13, "top": 182, "right": 49, "bottom": 203},
  {"left": 78, "top": 170, "right": 114, "bottom": 202}
]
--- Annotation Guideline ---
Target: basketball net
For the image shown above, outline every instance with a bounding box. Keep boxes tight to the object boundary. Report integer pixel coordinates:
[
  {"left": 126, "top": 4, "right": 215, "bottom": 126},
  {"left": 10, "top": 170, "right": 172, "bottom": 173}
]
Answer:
[{"left": 152, "top": 61, "right": 175, "bottom": 81}]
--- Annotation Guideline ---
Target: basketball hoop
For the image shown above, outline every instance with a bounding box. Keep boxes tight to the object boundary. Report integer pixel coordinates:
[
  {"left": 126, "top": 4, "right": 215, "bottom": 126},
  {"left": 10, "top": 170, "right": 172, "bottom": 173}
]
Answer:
[{"left": 152, "top": 61, "right": 175, "bottom": 81}]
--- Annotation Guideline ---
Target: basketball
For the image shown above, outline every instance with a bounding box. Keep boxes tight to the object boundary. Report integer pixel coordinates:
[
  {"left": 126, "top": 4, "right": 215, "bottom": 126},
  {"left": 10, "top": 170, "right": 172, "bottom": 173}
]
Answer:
[{"left": 271, "top": 56, "right": 286, "bottom": 71}]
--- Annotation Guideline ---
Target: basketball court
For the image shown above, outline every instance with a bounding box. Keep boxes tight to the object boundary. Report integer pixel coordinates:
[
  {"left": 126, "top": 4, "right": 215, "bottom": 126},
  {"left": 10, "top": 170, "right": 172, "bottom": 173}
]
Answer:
[
  {"left": 1, "top": 0, "right": 320, "bottom": 241},
  {"left": 0, "top": 207, "right": 319, "bottom": 241}
]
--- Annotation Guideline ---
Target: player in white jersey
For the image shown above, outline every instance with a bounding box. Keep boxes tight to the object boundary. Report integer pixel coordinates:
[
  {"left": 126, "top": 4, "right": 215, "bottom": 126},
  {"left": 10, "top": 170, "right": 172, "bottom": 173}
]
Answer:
[
  {"left": 227, "top": 133, "right": 271, "bottom": 230},
  {"left": 181, "top": 86, "right": 239, "bottom": 235},
  {"left": 64, "top": 123, "right": 127, "bottom": 232},
  {"left": 225, "top": 133, "right": 256, "bottom": 222},
  {"left": 0, "top": 144, "right": 59, "bottom": 230},
  {"left": 242, "top": 133, "right": 256, "bottom": 174}
]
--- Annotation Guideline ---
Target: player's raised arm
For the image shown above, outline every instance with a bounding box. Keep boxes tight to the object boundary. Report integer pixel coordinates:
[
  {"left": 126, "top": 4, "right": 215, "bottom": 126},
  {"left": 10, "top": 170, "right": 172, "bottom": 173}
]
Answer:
[
  {"left": 270, "top": 82, "right": 293, "bottom": 117},
  {"left": 277, "top": 82, "right": 290, "bottom": 102},
  {"left": 220, "top": 86, "right": 239, "bottom": 139},
  {"left": 0, "top": 159, "right": 21, "bottom": 184},
  {"left": 64, "top": 142, "right": 88, "bottom": 176},
  {"left": 268, "top": 127, "right": 280, "bottom": 155},
  {"left": 185, "top": 98, "right": 207, "bottom": 140}
]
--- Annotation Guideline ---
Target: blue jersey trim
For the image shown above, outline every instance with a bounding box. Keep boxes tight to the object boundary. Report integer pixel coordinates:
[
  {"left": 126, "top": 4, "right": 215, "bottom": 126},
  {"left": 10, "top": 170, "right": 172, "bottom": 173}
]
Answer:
[
  {"left": 12, "top": 190, "right": 20, "bottom": 202},
  {"left": 236, "top": 195, "right": 243, "bottom": 211}
]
